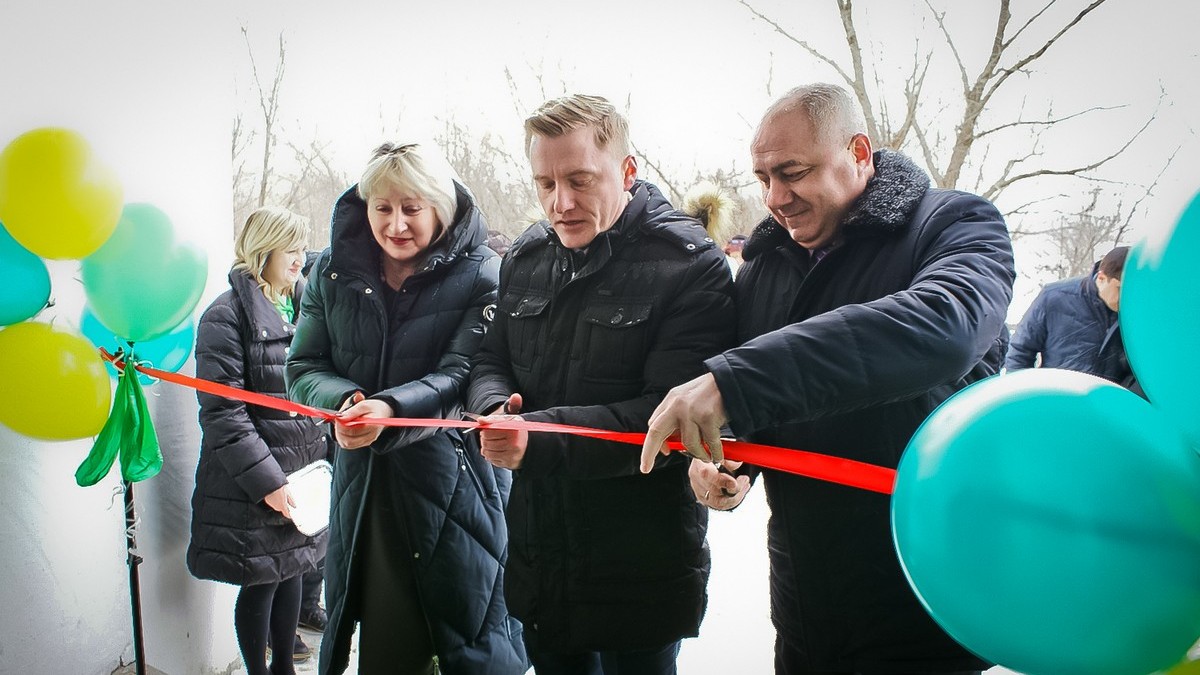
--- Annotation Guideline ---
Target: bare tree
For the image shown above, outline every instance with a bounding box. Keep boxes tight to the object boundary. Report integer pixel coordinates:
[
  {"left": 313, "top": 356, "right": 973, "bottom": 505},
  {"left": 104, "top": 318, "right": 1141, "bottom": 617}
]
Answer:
[
  {"left": 436, "top": 118, "right": 541, "bottom": 237},
  {"left": 738, "top": 0, "right": 1151, "bottom": 204},
  {"left": 281, "top": 138, "right": 352, "bottom": 250},
  {"left": 1018, "top": 148, "right": 1179, "bottom": 276},
  {"left": 241, "top": 28, "right": 287, "bottom": 210}
]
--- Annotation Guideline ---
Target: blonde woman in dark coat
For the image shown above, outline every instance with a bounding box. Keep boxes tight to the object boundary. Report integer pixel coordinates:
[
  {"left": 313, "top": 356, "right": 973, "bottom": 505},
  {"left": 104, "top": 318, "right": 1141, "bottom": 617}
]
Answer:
[{"left": 188, "top": 207, "right": 329, "bottom": 675}]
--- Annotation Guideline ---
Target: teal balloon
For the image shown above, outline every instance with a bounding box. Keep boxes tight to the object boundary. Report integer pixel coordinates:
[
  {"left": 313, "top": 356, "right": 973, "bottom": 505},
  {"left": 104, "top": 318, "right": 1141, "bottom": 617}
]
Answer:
[
  {"left": 1122, "top": 190, "right": 1200, "bottom": 449},
  {"left": 81, "top": 203, "right": 207, "bottom": 342},
  {"left": 0, "top": 220, "right": 52, "bottom": 325},
  {"left": 893, "top": 369, "right": 1200, "bottom": 675},
  {"left": 79, "top": 305, "right": 194, "bottom": 385}
]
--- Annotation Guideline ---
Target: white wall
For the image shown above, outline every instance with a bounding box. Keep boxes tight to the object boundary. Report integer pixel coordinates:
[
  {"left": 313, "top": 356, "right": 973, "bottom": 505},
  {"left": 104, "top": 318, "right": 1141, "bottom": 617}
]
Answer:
[{"left": 0, "top": 2, "right": 239, "bottom": 673}]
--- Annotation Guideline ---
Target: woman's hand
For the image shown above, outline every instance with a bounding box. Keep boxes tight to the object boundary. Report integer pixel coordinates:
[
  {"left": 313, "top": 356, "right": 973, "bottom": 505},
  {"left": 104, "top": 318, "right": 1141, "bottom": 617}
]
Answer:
[
  {"left": 264, "top": 484, "right": 296, "bottom": 519},
  {"left": 335, "top": 391, "right": 394, "bottom": 449}
]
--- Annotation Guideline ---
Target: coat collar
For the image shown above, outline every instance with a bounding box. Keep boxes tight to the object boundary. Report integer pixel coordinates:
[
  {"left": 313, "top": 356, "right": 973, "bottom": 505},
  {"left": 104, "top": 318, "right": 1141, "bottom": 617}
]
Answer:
[
  {"left": 228, "top": 269, "right": 301, "bottom": 342},
  {"left": 508, "top": 179, "right": 675, "bottom": 257},
  {"left": 324, "top": 180, "right": 487, "bottom": 282},
  {"left": 744, "top": 150, "right": 931, "bottom": 261}
]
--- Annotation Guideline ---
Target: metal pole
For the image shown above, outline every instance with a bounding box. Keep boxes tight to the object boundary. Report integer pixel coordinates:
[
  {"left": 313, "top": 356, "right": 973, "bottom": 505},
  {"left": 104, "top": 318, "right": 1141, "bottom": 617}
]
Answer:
[{"left": 123, "top": 480, "right": 147, "bottom": 675}]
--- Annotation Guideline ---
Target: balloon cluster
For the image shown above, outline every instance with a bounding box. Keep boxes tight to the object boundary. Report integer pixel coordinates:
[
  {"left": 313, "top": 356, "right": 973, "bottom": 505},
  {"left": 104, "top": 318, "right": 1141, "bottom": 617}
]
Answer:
[
  {"left": 892, "top": 193, "right": 1200, "bottom": 675},
  {"left": 0, "top": 127, "right": 207, "bottom": 485}
]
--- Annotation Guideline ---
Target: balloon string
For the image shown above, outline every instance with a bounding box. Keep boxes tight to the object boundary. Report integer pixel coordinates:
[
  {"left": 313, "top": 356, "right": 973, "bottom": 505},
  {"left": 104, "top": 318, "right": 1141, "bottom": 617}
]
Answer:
[{"left": 98, "top": 348, "right": 895, "bottom": 494}]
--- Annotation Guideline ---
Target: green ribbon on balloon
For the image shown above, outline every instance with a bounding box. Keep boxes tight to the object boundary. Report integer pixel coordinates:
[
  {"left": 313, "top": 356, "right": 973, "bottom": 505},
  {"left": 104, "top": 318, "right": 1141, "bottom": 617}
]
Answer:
[{"left": 75, "top": 349, "right": 163, "bottom": 487}]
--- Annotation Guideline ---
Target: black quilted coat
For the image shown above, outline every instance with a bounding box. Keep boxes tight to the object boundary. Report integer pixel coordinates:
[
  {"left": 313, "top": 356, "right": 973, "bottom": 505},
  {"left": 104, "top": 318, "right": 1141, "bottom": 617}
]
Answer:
[
  {"left": 707, "top": 151, "right": 1015, "bottom": 673},
  {"left": 187, "top": 270, "right": 329, "bottom": 586},
  {"left": 286, "top": 183, "right": 526, "bottom": 675},
  {"left": 467, "top": 180, "right": 737, "bottom": 652}
]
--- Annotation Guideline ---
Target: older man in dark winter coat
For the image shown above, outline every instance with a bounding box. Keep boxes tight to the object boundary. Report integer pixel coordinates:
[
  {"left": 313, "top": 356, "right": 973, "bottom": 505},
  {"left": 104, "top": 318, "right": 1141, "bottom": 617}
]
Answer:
[
  {"left": 467, "top": 94, "right": 736, "bottom": 675},
  {"left": 642, "top": 83, "right": 1015, "bottom": 674}
]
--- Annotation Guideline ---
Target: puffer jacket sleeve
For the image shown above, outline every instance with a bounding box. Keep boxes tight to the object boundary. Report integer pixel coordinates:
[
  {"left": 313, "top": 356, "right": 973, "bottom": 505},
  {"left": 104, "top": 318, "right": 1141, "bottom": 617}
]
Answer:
[
  {"left": 285, "top": 251, "right": 362, "bottom": 411},
  {"left": 196, "top": 298, "right": 286, "bottom": 502},
  {"left": 371, "top": 252, "right": 500, "bottom": 450},
  {"left": 1004, "top": 289, "right": 1048, "bottom": 371},
  {"left": 520, "top": 251, "right": 736, "bottom": 479},
  {"left": 467, "top": 257, "right": 524, "bottom": 417},
  {"left": 708, "top": 191, "right": 1014, "bottom": 437}
]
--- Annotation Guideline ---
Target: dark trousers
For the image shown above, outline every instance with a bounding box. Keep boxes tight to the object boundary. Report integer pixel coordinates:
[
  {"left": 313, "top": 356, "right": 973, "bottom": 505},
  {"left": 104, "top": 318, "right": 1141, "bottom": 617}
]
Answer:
[
  {"left": 775, "top": 635, "right": 981, "bottom": 675},
  {"left": 235, "top": 575, "right": 303, "bottom": 675},
  {"left": 524, "top": 628, "right": 680, "bottom": 675},
  {"left": 354, "top": 485, "right": 436, "bottom": 675},
  {"left": 300, "top": 566, "right": 323, "bottom": 612}
]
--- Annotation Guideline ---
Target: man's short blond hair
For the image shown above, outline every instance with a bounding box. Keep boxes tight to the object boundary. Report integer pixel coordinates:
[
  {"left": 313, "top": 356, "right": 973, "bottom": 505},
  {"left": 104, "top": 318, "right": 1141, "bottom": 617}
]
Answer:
[{"left": 524, "top": 94, "right": 631, "bottom": 159}]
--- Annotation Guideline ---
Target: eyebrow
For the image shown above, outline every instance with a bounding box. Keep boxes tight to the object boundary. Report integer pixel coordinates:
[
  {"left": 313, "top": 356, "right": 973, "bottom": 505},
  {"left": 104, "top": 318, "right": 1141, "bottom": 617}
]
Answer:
[{"left": 532, "top": 169, "right": 597, "bottom": 182}]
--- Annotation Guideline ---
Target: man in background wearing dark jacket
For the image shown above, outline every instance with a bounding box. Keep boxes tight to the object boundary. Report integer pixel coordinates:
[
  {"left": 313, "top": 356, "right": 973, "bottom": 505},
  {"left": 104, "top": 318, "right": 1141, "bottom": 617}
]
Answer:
[
  {"left": 641, "top": 83, "right": 1015, "bottom": 674},
  {"left": 467, "top": 94, "right": 736, "bottom": 675},
  {"left": 1006, "top": 245, "right": 1132, "bottom": 385}
]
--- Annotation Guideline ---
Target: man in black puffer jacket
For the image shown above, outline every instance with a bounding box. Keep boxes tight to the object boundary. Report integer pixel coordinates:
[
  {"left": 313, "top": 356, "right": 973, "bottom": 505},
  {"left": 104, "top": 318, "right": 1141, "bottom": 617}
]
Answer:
[
  {"left": 467, "top": 94, "right": 736, "bottom": 674},
  {"left": 642, "top": 83, "right": 1015, "bottom": 674}
]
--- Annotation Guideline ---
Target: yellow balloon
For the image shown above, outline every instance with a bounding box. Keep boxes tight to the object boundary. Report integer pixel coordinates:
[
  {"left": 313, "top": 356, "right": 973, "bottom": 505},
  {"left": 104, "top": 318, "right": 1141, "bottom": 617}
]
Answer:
[
  {"left": 0, "top": 128, "right": 123, "bottom": 259},
  {"left": 0, "top": 322, "right": 111, "bottom": 440},
  {"left": 1164, "top": 654, "right": 1200, "bottom": 675}
]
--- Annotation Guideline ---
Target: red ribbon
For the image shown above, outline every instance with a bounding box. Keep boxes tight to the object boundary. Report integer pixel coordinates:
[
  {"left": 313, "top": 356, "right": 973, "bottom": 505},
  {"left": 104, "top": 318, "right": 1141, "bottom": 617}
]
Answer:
[{"left": 101, "top": 349, "right": 896, "bottom": 494}]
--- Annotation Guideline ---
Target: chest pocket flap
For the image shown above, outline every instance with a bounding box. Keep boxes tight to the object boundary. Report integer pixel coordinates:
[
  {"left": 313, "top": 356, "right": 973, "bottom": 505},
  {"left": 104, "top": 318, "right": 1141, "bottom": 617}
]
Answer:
[
  {"left": 502, "top": 293, "right": 551, "bottom": 319},
  {"left": 581, "top": 302, "right": 652, "bottom": 328}
]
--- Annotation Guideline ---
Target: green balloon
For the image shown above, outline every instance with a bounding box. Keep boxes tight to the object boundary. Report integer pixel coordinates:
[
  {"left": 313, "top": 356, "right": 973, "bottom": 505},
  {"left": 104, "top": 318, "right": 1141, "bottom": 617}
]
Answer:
[
  {"left": 893, "top": 369, "right": 1200, "bottom": 675},
  {"left": 81, "top": 203, "right": 207, "bottom": 342}
]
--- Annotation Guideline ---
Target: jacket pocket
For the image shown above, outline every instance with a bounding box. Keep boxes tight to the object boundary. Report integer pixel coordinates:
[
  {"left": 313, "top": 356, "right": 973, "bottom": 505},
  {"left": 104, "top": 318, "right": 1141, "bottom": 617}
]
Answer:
[
  {"left": 500, "top": 292, "right": 551, "bottom": 372},
  {"left": 579, "top": 302, "right": 652, "bottom": 383}
]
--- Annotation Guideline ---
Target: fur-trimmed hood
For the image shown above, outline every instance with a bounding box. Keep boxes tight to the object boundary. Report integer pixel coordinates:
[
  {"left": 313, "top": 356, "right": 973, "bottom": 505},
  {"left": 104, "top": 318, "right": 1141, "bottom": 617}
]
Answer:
[{"left": 744, "top": 149, "right": 930, "bottom": 260}]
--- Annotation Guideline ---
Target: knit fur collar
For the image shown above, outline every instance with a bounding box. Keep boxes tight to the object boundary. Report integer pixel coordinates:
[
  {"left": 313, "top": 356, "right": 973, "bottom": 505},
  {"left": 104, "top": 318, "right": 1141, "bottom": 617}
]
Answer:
[{"left": 744, "top": 149, "right": 930, "bottom": 260}]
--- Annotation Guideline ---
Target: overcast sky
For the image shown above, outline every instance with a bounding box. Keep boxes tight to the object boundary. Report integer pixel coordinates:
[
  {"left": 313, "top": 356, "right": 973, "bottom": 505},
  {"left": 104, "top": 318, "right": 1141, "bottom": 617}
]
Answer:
[{"left": 3, "top": 0, "right": 1198, "bottom": 317}]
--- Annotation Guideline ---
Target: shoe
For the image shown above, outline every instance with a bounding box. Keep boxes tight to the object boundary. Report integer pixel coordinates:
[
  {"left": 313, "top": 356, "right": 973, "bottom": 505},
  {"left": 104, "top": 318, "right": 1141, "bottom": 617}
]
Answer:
[
  {"left": 266, "top": 633, "right": 312, "bottom": 663},
  {"left": 298, "top": 606, "right": 328, "bottom": 633},
  {"left": 293, "top": 634, "right": 312, "bottom": 663}
]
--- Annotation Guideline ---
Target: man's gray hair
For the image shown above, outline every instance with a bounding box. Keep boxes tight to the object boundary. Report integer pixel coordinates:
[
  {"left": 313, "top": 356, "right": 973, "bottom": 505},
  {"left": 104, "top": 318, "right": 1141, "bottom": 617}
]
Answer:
[{"left": 764, "top": 83, "right": 869, "bottom": 145}]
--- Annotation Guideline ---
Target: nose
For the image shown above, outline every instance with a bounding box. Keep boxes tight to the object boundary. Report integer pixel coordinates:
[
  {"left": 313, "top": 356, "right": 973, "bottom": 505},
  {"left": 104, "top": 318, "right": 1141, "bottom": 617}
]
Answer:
[
  {"left": 386, "top": 213, "right": 409, "bottom": 234},
  {"left": 553, "top": 186, "right": 576, "bottom": 214},
  {"left": 764, "top": 179, "right": 792, "bottom": 213}
]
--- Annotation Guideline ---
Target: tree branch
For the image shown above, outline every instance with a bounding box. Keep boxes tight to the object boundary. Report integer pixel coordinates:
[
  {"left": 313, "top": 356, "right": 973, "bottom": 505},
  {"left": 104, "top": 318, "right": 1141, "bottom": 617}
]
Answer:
[
  {"left": 738, "top": 0, "right": 853, "bottom": 85},
  {"left": 973, "top": 104, "right": 1126, "bottom": 141}
]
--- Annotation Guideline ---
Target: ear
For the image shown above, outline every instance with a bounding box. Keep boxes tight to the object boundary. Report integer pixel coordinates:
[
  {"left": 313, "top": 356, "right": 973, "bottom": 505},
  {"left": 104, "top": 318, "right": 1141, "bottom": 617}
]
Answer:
[
  {"left": 621, "top": 155, "right": 638, "bottom": 191},
  {"left": 849, "top": 133, "right": 873, "bottom": 168}
]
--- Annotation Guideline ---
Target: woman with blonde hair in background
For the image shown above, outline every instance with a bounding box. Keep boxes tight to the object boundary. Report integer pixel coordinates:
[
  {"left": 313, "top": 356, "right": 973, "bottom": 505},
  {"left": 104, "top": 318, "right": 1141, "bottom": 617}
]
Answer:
[
  {"left": 188, "top": 206, "right": 330, "bottom": 674},
  {"left": 287, "top": 142, "right": 526, "bottom": 674}
]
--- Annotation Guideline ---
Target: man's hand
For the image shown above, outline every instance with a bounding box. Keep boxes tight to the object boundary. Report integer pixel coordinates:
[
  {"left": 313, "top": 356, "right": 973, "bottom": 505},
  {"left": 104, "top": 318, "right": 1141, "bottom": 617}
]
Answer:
[
  {"left": 335, "top": 391, "right": 393, "bottom": 449},
  {"left": 641, "top": 372, "right": 728, "bottom": 473},
  {"left": 263, "top": 484, "right": 296, "bottom": 519},
  {"left": 479, "top": 393, "right": 528, "bottom": 470},
  {"left": 689, "top": 459, "right": 750, "bottom": 511}
]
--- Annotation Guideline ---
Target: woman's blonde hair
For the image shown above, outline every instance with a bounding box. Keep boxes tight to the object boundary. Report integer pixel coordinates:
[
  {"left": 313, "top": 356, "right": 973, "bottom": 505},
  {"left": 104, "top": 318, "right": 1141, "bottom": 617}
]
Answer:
[
  {"left": 357, "top": 142, "right": 458, "bottom": 239},
  {"left": 233, "top": 206, "right": 309, "bottom": 302}
]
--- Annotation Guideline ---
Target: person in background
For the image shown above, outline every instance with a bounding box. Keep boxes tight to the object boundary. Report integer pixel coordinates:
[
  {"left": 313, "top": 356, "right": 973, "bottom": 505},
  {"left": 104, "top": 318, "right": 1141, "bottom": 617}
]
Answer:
[
  {"left": 724, "top": 234, "right": 747, "bottom": 277},
  {"left": 466, "top": 94, "right": 736, "bottom": 675},
  {"left": 681, "top": 180, "right": 740, "bottom": 278},
  {"left": 286, "top": 142, "right": 526, "bottom": 675},
  {"left": 1006, "top": 245, "right": 1132, "bottom": 384},
  {"left": 486, "top": 228, "right": 513, "bottom": 257},
  {"left": 641, "top": 82, "right": 1015, "bottom": 674},
  {"left": 188, "top": 206, "right": 328, "bottom": 674}
]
